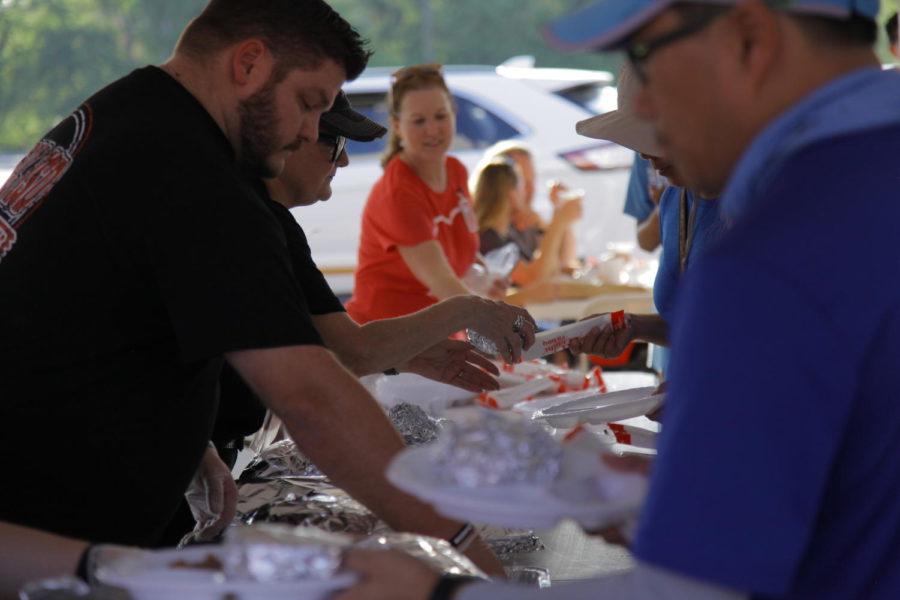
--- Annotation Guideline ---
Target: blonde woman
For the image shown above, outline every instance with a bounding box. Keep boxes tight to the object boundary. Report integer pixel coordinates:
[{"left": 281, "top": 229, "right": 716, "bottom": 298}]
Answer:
[
  {"left": 347, "top": 64, "right": 501, "bottom": 323},
  {"left": 473, "top": 158, "right": 581, "bottom": 288}
]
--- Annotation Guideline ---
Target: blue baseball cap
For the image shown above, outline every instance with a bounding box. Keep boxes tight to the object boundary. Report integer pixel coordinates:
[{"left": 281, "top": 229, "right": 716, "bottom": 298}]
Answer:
[{"left": 544, "top": 0, "right": 881, "bottom": 52}]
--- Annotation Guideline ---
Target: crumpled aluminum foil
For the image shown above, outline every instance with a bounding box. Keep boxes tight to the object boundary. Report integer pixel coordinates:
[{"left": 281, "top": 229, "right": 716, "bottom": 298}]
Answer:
[
  {"left": 482, "top": 526, "right": 544, "bottom": 558},
  {"left": 357, "top": 533, "right": 487, "bottom": 578},
  {"left": 237, "top": 480, "right": 379, "bottom": 535},
  {"left": 222, "top": 524, "right": 348, "bottom": 582},
  {"left": 388, "top": 402, "right": 443, "bottom": 446},
  {"left": 241, "top": 404, "right": 442, "bottom": 487},
  {"left": 466, "top": 329, "right": 500, "bottom": 356},
  {"left": 506, "top": 566, "right": 551, "bottom": 588},
  {"left": 431, "top": 411, "right": 563, "bottom": 487},
  {"left": 240, "top": 439, "right": 326, "bottom": 482}
]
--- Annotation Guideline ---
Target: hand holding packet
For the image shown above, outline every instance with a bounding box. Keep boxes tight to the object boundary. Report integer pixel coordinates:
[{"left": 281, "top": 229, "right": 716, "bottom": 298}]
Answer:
[{"left": 468, "top": 311, "right": 627, "bottom": 361}]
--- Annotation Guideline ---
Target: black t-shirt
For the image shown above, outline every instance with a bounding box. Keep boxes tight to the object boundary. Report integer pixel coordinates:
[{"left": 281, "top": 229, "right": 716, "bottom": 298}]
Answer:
[
  {"left": 212, "top": 185, "right": 345, "bottom": 448},
  {"left": 0, "top": 67, "right": 324, "bottom": 546},
  {"left": 479, "top": 225, "right": 538, "bottom": 262},
  {"left": 260, "top": 190, "right": 345, "bottom": 316}
]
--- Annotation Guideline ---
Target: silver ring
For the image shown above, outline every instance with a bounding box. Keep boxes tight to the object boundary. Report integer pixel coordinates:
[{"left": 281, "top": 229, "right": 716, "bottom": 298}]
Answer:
[{"left": 512, "top": 314, "right": 525, "bottom": 333}]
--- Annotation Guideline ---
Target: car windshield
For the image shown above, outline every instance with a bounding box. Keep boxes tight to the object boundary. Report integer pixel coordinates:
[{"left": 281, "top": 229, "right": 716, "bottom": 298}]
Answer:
[
  {"left": 345, "top": 92, "right": 521, "bottom": 160},
  {"left": 554, "top": 82, "right": 618, "bottom": 115}
]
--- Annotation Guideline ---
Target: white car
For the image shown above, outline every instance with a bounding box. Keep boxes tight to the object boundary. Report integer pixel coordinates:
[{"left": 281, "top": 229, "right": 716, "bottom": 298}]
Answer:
[
  {"left": 293, "top": 59, "right": 638, "bottom": 296},
  {"left": 0, "top": 62, "right": 640, "bottom": 297}
]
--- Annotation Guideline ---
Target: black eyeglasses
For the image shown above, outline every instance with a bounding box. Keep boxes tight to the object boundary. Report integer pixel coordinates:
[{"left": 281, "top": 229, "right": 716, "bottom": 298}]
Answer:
[
  {"left": 318, "top": 133, "right": 347, "bottom": 163},
  {"left": 625, "top": 8, "right": 729, "bottom": 83}
]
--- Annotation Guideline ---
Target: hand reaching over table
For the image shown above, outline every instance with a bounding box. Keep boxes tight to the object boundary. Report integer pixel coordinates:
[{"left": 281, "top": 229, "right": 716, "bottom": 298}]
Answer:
[
  {"left": 569, "top": 312, "right": 670, "bottom": 358},
  {"left": 467, "top": 298, "right": 536, "bottom": 364},
  {"left": 183, "top": 443, "right": 239, "bottom": 544},
  {"left": 400, "top": 338, "right": 501, "bottom": 393},
  {"left": 569, "top": 312, "right": 636, "bottom": 359}
]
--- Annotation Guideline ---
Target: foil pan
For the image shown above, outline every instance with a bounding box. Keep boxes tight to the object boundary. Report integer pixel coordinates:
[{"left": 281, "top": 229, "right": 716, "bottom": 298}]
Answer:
[
  {"left": 237, "top": 480, "right": 379, "bottom": 536},
  {"left": 222, "top": 524, "right": 348, "bottom": 582},
  {"left": 240, "top": 439, "right": 327, "bottom": 482},
  {"left": 241, "top": 403, "right": 441, "bottom": 487},
  {"left": 357, "top": 533, "right": 487, "bottom": 578},
  {"left": 431, "top": 411, "right": 563, "bottom": 487},
  {"left": 388, "top": 402, "right": 443, "bottom": 446},
  {"left": 237, "top": 479, "right": 319, "bottom": 514}
]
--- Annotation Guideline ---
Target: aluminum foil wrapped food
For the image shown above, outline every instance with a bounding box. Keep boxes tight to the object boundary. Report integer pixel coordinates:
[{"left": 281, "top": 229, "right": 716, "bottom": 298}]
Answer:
[
  {"left": 431, "top": 411, "right": 563, "bottom": 487},
  {"left": 466, "top": 328, "right": 500, "bottom": 356},
  {"left": 388, "top": 402, "right": 443, "bottom": 446},
  {"left": 481, "top": 526, "right": 544, "bottom": 558},
  {"left": 222, "top": 524, "right": 348, "bottom": 582},
  {"left": 240, "top": 439, "right": 326, "bottom": 482},
  {"left": 237, "top": 480, "right": 380, "bottom": 536},
  {"left": 357, "top": 533, "right": 487, "bottom": 578}
]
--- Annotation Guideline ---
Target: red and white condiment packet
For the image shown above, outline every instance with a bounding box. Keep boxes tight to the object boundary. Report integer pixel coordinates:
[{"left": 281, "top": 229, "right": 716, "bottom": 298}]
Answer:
[
  {"left": 522, "top": 311, "right": 627, "bottom": 361},
  {"left": 600, "top": 423, "right": 658, "bottom": 450},
  {"left": 477, "top": 377, "right": 558, "bottom": 409}
]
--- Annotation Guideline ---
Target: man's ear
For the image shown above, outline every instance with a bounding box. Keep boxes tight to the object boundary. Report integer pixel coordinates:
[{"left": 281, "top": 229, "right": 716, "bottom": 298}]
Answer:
[
  {"left": 728, "top": 0, "right": 780, "bottom": 93},
  {"left": 230, "top": 39, "right": 274, "bottom": 88}
]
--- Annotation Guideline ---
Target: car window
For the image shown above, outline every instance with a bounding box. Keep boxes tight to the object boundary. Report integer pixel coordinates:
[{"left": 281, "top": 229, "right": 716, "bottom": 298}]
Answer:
[
  {"left": 451, "top": 96, "right": 520, "bottom": 151},
  {"left": 554, "top": 82, "right": 618, "bottom": 115},
  {"left": 344, "top": 92, "right": 521, "bottom": 160},
  {"left": 343, "top": 93, "right": 391, "bottom": 160}
]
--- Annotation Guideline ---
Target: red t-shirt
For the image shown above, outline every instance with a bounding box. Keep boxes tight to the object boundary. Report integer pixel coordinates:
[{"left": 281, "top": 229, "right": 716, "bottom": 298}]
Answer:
[{"left": 346, "top": 155, "right": 478, "bottom": 323}]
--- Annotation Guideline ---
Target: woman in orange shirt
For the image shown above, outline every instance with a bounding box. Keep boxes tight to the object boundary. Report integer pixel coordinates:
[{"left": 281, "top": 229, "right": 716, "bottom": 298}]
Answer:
[{"left": 347, "top": 64, "right": 496, "bottom": 323}]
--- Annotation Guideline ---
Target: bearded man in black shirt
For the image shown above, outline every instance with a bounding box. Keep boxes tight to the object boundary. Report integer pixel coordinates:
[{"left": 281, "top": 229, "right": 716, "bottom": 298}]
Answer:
[{"left": 0, "top": 0, "right": 529, "bottom": 589}]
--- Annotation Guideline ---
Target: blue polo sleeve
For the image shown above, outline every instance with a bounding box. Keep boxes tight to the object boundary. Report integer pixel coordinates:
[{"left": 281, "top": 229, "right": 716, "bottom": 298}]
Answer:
[
  {"left": 623, "top": 154, "right": 655, "bottom": 222},
  {"left": 633, "top": 249, "right": 854, "bottom": 596}
]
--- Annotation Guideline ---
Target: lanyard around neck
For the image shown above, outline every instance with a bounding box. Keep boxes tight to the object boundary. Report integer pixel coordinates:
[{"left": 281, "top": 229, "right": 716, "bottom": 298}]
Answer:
[{"left": 678, "top": 188, "right": 699, "bottom": 275}]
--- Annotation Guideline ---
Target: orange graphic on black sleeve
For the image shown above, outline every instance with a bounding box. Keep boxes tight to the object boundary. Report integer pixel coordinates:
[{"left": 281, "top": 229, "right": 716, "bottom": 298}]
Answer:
[{"left": 0, "top": 105, "right": 93, "bottom": 260}]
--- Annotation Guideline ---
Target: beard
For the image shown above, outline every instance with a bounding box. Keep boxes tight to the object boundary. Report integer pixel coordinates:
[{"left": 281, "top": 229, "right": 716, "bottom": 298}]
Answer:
[{"left": 236, "top": 79, "right": 289, "bottom": 179}]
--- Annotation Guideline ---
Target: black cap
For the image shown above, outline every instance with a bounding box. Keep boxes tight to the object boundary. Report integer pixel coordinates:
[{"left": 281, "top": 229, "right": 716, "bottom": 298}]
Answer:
[{"left": 320, "top": 91, "right": 387, "bottom": 142}]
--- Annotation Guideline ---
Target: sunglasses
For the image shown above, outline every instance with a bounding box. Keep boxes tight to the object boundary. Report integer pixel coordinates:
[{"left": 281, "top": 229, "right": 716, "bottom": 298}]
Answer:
[
  {"left": 625, "top": 7, "right": 729, "bottom": 83},
  {"left": 390, "top": 63, "right": 444, "bottom": 83},
  {"left": 318, "top": 133, "right": 347, "bottom": 163}
]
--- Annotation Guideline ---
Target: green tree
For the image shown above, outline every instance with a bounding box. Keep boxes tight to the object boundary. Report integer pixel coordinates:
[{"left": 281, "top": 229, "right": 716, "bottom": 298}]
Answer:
[
  {"left": 0, "top": 0, "right": 204, "bottom": 150},
  {"left": 330, "top": 0, "right": 621, "bottom": 72},
  {"left": 2, "top": 0, "right": 894, "bottom": 152}
]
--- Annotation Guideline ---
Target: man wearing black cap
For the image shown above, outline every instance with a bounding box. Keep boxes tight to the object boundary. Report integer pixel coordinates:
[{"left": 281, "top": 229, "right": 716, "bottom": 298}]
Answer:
[
  {"left": 206, "top": 94, "right": 529, "bottom": 485},
  {"left": 260, "top": 92, "right": 529, "bottom": 385},
  {"left": 334, "top": 1, "right": 900, "bottom": 599}
]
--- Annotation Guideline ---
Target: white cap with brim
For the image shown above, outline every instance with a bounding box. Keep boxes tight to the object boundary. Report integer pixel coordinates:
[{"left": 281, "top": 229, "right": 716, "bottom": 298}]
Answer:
[
  {"left": 542, "top": 0, "right": 881, "bottom": 52},
  {"left": 575, "top": 62, "right": 661, "bottom": 156}
]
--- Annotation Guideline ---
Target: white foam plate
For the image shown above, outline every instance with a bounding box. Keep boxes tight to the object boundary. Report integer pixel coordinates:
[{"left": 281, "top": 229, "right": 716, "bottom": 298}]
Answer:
[
  {"left": 97, "top": 547, "right": 356, "bottom": 600},
  {"left": 387, "top": 446, "right": 641, "bottom": 530},
  {"left": 533, "top": 387, "right": 662, "bottom": 428},
  {"left": 511, "top": 388, "right": 609, "bottom": 419}
]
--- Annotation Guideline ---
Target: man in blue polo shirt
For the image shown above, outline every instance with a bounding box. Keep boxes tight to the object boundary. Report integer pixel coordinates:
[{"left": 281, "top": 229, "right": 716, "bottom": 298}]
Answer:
[{"left": 333, "top": 1, "right": 900, "bottom": 599}]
